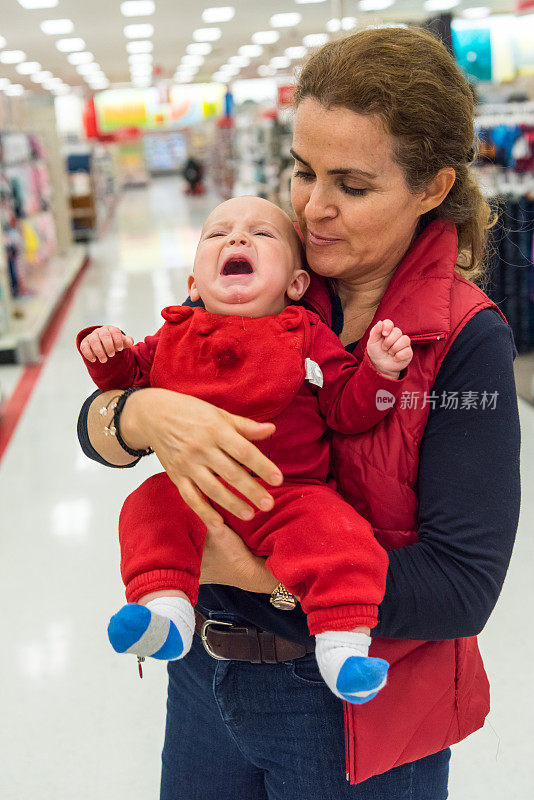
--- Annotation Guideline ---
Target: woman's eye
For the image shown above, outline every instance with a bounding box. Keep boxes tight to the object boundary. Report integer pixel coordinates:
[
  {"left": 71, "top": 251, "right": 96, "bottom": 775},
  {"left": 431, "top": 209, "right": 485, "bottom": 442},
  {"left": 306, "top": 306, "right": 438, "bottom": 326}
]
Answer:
[
  {"left": 341, "top": 185, "right": 368, "bottom": 197},
  {"left": 254, "top": 231, "right": 273, "bottom": 237},
  {"left": 294, "top": 169, "right": 314, "bottom": 182},
  {"left": 294, "top": 169, "right": 367, "bottom": 197},
  {"left": 208, "top": 232, "right": 224, "bottom": 237}
]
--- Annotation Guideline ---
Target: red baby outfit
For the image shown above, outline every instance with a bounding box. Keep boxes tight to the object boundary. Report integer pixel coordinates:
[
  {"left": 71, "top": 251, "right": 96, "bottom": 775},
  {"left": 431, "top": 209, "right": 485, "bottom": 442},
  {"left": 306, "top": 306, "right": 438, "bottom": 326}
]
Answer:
[{"left": 77, "top": 305, "right": 408, "bottom": 635}]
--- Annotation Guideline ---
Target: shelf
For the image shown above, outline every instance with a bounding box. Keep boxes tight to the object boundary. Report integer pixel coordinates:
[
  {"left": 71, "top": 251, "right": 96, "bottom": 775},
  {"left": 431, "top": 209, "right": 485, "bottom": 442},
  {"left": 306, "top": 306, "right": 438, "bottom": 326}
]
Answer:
[
  {"left": 71, "top": 208, "right": 96, "bottom": 219},
  {"left": 0, "top": 245, "right": 87, "bottom": 364}
]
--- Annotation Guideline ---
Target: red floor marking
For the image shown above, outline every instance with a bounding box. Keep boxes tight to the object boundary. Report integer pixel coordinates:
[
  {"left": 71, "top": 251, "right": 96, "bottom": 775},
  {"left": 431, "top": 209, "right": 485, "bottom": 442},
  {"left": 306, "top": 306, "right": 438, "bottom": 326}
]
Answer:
[{"left": 0, "top": 254, "right": 90, "bottom": 463}]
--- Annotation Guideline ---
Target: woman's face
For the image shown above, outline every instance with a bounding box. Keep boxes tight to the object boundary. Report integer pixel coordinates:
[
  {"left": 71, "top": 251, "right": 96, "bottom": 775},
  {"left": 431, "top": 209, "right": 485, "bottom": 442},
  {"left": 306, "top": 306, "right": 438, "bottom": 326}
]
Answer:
[{"left": 291, "top": 98, "right": 430, "bottom": 284}]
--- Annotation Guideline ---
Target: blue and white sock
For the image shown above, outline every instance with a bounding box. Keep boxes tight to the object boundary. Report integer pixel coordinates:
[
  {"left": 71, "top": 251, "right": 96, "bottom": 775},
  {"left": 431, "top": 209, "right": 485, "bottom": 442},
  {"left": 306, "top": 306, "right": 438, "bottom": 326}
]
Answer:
[
  {"left": 108, "top": 596, "right": 195, "bottom": 661},
  {"left": 315, "top": 630, "right": 389, "bottom": 705}
]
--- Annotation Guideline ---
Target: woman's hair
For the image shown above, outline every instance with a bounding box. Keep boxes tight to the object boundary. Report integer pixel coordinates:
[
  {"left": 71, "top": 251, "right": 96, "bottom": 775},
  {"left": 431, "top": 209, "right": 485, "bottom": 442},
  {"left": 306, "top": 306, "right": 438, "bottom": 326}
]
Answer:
[{"left": 294, "top": 26, "right": 497, "bottom": 289}]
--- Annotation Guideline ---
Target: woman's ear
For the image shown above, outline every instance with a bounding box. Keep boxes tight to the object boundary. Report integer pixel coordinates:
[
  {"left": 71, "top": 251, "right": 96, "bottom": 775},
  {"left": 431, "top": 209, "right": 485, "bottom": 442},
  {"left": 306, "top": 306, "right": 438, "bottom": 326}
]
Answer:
[
  {"left": 286, "top": 269, "right": 311, "bottom": 302},
  {"left": 187, "top": 274, "right": 200, "bottom": 302}
]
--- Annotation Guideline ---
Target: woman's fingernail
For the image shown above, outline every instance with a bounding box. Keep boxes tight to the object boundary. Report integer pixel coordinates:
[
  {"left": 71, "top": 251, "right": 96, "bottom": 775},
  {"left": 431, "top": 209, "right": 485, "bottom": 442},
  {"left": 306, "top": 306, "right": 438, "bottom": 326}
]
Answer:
[
  {"left": 242, "top": 509, "right": 254, "bottom": 520},
  {"left": 260, "top": 498, "right": 273, "bottom": 510}
]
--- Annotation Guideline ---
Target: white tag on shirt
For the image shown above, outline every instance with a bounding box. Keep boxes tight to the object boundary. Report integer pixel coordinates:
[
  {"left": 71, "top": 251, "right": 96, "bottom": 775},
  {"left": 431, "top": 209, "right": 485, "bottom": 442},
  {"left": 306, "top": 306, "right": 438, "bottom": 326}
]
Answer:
[{"left": 305, "top": 358, "right": 324, "bottom": 388}]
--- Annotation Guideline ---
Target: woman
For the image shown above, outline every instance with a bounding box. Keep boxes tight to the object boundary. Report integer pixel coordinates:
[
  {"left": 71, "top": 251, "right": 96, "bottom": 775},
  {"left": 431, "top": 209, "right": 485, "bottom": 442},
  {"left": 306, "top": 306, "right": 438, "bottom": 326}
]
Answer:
[{"left": 78, "top": 28, "right": 521, "bottom": 799}]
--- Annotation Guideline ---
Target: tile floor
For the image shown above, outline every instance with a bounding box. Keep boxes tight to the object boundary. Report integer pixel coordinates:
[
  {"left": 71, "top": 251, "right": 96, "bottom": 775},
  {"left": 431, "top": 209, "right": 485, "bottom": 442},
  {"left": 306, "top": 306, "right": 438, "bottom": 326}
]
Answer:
[{"left": 1, "top": 176, "right": 533, "bottom": 799}]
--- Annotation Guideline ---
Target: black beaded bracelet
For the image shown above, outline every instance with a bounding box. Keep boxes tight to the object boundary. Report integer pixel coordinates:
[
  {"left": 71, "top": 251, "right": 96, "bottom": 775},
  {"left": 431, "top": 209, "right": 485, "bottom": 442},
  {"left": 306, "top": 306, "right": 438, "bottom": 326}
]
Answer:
[{"left": 112, "top": 387, "right": 154, "bottom": 458}]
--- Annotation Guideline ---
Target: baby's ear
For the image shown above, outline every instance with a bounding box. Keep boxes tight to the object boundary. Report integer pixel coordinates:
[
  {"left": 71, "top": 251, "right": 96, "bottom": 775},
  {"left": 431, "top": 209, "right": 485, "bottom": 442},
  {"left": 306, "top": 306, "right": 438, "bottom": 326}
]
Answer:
[
  {"left": 187, "top": 274, "right": 200, "bottom": 301},
  {"left": 286, "top": 269, "right": 311, "bottom": 302}
]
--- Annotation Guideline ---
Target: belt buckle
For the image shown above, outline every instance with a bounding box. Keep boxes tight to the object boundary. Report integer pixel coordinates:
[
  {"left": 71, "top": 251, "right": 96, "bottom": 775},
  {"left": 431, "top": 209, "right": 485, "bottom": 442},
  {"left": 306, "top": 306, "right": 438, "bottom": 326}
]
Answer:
[{"left": 201, "top": 618, "right": 234, "bottom": 661}]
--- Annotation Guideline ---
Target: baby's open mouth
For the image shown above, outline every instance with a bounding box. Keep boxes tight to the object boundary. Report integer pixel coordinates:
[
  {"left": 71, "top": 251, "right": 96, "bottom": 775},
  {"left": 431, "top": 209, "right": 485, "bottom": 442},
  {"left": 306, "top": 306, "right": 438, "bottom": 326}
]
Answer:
[{"left": 221, "top": 255, "right": 254, "bottom": 275}]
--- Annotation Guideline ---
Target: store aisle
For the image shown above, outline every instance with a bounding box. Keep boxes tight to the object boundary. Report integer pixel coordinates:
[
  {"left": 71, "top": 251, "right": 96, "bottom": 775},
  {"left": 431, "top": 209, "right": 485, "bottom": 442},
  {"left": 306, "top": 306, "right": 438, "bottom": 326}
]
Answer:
[{"left": 1, "top": 176, "right": 533, "bottom": 799}]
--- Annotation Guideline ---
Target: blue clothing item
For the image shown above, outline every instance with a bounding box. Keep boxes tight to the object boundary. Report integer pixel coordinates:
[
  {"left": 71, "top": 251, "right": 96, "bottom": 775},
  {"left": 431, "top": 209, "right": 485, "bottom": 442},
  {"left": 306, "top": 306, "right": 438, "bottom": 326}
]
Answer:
[
  {"left": 77, "top": 302, "right": 521, "bottom": 644},
  {"left": 159, "top": 627, "right": 451, "bottom": 799}
]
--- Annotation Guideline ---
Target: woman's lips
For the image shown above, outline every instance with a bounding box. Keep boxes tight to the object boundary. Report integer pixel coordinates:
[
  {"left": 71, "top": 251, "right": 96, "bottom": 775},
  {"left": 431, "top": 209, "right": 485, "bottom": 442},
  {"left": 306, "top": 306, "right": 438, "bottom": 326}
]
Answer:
[{"left": 307, "top": 230, "right": 342, "bottom": 246}]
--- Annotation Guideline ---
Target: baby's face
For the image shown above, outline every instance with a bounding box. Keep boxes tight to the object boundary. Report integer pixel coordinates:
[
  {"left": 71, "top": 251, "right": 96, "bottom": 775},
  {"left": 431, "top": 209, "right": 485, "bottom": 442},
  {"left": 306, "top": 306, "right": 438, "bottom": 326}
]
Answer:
[{"left": 188, "top": 196, "right": 309, "bottom": 317}]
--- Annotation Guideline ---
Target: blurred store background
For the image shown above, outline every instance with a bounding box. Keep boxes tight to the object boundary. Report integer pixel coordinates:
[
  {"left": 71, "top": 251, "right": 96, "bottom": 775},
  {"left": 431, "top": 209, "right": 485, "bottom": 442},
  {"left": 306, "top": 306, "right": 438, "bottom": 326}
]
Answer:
[{"left": 0, "top": 3, "right": 534, "bottom": 797}]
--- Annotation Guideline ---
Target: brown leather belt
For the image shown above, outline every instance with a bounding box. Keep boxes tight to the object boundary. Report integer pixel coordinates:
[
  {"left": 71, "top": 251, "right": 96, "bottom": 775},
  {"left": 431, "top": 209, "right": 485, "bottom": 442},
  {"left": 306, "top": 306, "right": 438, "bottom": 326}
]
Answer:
[{"left": 194, "top": 609, "right": 315, "bottom": 664}]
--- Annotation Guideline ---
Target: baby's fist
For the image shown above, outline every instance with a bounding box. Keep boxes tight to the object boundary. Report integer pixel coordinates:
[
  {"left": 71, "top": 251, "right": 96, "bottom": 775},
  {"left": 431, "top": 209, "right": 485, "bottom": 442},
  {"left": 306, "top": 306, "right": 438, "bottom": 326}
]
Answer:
[
  {"left": 367, "top": 319, "right": 413, "bottom": 380},
  {"left": 79, "top": 326, "right": 134, "bottom": 363}
]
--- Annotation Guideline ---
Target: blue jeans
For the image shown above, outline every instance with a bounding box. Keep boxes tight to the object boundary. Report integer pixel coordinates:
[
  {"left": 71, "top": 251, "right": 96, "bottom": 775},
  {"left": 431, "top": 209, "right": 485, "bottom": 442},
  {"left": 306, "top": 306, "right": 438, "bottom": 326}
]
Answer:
[{"left": 160, "top": 619, "right": 451, "bottom": 799}]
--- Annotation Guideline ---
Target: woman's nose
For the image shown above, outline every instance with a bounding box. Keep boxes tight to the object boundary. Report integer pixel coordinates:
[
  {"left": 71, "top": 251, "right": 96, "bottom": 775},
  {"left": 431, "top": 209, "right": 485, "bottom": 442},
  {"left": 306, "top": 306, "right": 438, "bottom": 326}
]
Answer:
[{"left": 305, "top": 184, "right": 337, "bottom": 223}]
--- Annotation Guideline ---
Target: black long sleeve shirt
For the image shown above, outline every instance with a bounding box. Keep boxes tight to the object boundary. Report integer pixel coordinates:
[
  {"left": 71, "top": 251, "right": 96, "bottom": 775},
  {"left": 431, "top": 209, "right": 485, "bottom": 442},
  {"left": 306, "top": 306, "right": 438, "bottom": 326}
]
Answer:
[{"left": 77, "top": 300, "right": 521, "bottom": 645}]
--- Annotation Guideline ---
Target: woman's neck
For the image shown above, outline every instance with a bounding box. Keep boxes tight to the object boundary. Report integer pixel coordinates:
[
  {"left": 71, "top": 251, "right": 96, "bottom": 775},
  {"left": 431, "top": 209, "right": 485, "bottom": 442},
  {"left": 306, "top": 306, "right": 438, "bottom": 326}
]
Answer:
[{"left": 335, "top": 268, "right": 397, "bottom": 345}]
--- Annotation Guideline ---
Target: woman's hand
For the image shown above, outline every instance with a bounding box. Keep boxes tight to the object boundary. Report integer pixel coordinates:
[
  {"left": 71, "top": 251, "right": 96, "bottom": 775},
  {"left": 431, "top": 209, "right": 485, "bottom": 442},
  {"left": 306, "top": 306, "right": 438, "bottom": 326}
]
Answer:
[
  {"left": 200, "top": 522, "right": 280, "bottom": 594},
  {"left": 120, "top": 388, "right": 283, "bottom": 529}
]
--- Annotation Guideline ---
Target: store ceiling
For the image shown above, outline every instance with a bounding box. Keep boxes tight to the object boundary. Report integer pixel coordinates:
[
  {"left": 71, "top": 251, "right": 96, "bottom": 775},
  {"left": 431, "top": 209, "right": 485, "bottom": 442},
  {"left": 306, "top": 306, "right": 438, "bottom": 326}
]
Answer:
[{"left": 0, "top": 0, "right": 516, "bottom": 95}]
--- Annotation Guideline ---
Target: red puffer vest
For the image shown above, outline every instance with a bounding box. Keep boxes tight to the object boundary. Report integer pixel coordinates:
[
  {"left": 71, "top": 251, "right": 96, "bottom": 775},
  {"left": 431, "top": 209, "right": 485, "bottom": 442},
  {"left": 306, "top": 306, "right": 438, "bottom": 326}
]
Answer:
[{"left": 303, "top": 219, "right": 507, "bottom": 784}]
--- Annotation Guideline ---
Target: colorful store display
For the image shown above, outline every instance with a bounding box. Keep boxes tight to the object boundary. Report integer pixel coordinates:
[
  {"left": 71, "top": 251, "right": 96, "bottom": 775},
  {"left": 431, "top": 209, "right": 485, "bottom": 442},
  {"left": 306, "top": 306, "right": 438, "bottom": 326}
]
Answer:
[
  {"left": 0, "top": 132, "right": 57, "bottom": 299},
  {"left": 93, "top": 84, "right": 226, "bottom": 135},
  {"left": 471, "top": 103, "right": 534, "bottom": 355}
]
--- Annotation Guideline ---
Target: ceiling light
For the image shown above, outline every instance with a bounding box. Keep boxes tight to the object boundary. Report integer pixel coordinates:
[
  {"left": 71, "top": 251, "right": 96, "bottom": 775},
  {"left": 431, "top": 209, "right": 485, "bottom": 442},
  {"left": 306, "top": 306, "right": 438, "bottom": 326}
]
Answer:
[
  {"left": 174, "top": 71, "right": 197, "bottom": 81},
  {"left": 202, "top": 7, "right": 235, "bottom": 23},
  {"left": 302, "top": 33, "right": 329, "bottom": 48},
  {"left": 17, "top": 0, "right": 58, "bottom": 8},
  {"left": 238, "top": 45, "right": 262, "bottom": 58},
  {"left": 52, "top": 84, "right": 71, "bottom": 94},
  {"left": 258, "top": 65, "right": 276, "bottom": 77},
  {"left": 76, "top": 63, "right": 102, "bottom": 75},
  {"left": 126, "top": 40, "right": 153, "bottom": 53},
  {"left": 358, "top": 0, "right": 394, "bottom": 9},
  {"left": 270, "top": 13, "right": 302, "bottom": 28},
  {"left": 269, "top": 56, "right": 291, "bottom": 69},
  {"left": 175, "top": 75, "right": 193, "bottom": 83},
  {"left": 211, "top": 72, "right": 226, "bottom": 82},
  {"left": 123, "top": 23, "right": 154, "bottom": 38},
  {"left": 40, "top": 19, "right": 74, "bottom": 35},
  {"left": 42, "top": 78, "right": 62, "bottom": 90},
  {"left": 132, "top": 77, "right": 151, "bottom": 86},
  {"left": 130, "top": 64, "right": 152, "bottom": 74},
  {"left": 120, "top": 1, "right": 155, "bottom": 15},
  {"left": 285, "top": 46, "right": 307, "bottom": 59},
  {"left": 193, "top": 28, "right": 222, "bottom": 42},
  {"left": 5, "top": 84, "right": 25, "bottom": 95},
  {"left": 56, "top": 38, "right": 86, "bottom": 52},
  {"left": 228, "top": 55, "right": 249, "bottom": 67},
  {"left": 252, "top": 31, "right": 279, "bottom": 45},
  {"left": 424, "top": 0, "right": 459, "bottom": 8},
  {"left": 67, "top": 51, "right": 94, "bottom": 64},
  {"left": 462, "top": 6, "right": 490, "bottom": 17},
  {"left": 16, "top": 61, "right": 41, "bottom": 74},
  {"left": 181, "top": 54, "right": 204, "bottom": 66},
  {"left": 327, "top": 18, "right": 341, "bottom": 32},
  {"left": 0, "top": 37, "right": 6, "bottom": 49},
  {"left": 31, "top": 70, "right": 52, "bottom": 83},
  {"left": 0, "top": 51, "right": 26, "bottom": 64},
  {"left": 187, "top": 43, "right": 212, "bottom": 55},
  {"left": 0, "top": 78, "right": 11, "bottom": 89},
  {"left": 342, "top": 17, "right": 357, "bottom": 29},
  {"left": 129, "top": 53, "right": 153, "bottom": 63}
]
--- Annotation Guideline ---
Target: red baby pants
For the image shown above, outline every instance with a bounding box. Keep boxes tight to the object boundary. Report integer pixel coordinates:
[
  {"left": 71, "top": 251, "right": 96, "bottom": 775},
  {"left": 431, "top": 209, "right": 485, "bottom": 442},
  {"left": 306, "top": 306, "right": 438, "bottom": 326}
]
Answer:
[{"left": 119, "top": 472, "right": 388, "bottom": 635}]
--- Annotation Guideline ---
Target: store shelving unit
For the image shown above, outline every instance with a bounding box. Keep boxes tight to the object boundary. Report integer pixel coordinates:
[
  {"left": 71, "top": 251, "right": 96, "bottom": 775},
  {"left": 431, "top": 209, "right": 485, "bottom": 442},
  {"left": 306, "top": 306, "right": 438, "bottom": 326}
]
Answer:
[{"left": 0, "top": 97, "right": 86, "bottom": 367}]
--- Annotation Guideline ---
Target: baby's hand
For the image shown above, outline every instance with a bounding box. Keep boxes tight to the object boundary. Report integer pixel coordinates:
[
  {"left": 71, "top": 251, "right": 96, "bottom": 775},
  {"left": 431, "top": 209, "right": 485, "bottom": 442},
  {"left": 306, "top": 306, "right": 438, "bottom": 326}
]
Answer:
[
  {"left": 366, "top": 320, "right": 413, "bottom": 380},
  {"left": 79, "top": 326, "right": 134, "bottom": 363}
]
